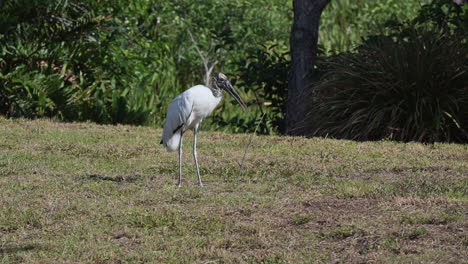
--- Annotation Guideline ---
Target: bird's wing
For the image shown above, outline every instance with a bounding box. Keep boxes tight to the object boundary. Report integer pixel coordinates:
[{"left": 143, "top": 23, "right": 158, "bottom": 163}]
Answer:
[{"left": 162, "top": 92, "right": 193, "bottom": 145}]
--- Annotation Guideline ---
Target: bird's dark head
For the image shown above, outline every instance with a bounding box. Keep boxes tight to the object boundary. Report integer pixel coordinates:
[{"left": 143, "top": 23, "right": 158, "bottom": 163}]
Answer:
[
  {"left": 212, "top": 72, "right": 247, "bottom": 109},
  {"left": 212, "top": 72, "right": 229, "bottom": 89}
]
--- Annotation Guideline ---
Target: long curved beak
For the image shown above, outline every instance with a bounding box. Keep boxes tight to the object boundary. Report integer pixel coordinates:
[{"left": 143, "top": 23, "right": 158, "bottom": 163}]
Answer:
[{"left": 225, "top": 81, "right": 247, "bottom": 110}]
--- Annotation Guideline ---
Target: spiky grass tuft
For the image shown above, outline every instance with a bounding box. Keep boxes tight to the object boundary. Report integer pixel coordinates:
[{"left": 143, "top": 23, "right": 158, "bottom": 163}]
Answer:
[{"left": 306, "top": 27, "right": 467, "bottom": 143}]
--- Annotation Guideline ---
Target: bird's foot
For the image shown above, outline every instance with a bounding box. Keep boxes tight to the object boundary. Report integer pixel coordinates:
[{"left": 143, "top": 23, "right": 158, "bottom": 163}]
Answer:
[
  {"left": 177, "top": 183, "right": 182, "bottom": 188},
  {"left": 198, "top": 182, "right": 204, "bottom": 187}
]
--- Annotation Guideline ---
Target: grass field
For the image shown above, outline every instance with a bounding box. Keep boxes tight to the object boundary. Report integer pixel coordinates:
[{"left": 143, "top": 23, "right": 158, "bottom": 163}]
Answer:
[{"left": 0, "top": 118, "right": 467, "bottom": 263}]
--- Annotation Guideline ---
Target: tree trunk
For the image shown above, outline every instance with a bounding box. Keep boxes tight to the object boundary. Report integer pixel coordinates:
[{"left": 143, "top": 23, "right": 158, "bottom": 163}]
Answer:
[{"left": 285, "top": 0, "right": 330, "bottom": 136}]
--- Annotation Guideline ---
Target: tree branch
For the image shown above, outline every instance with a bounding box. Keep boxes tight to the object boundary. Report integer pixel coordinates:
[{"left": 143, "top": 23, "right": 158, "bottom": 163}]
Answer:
[{"left": 187, "top": 28, "right": 216, "bottom": 86}]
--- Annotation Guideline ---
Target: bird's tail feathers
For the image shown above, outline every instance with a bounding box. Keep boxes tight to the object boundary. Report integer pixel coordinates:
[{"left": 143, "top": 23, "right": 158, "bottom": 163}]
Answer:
[{"left": 164, "top": 132, "right": 181, "bottom": 152}]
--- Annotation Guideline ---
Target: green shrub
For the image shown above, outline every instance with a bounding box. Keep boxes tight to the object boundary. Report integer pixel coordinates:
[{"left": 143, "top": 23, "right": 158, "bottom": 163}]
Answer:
[
  {"left": 0, "top": 0, "right": 176, "bottom": 125},
  {"left": 306, "top": 2, "right": 468, "bottom": 143},
  {"left": 0, "top": 0, "right": 292, "bottom": 130},
  {"left": 234, "top": 43, "right": 290, "bottom": 134}
]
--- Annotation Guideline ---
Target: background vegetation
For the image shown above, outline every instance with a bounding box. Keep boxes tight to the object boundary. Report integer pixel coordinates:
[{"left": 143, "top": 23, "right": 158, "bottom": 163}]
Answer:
[
  {"left": 0, "top": 0, "right": 467, "bottom": 142},
  {"left": 309, "top": 0, "right": 468, "bottom": 143}
]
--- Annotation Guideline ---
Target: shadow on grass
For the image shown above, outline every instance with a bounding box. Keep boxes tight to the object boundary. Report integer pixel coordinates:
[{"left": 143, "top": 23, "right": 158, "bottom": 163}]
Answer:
[
  {"left": 86, "top": 174, "right": 138, "bottom": 183},
  {"left": 0, "top": 244, "right": 41, "bottom": 254}
]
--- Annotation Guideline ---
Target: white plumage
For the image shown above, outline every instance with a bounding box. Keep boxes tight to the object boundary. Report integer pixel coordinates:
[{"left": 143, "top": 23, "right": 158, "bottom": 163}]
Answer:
[
  {"left": 162, "top": 85, "right": 222, "bottom": 152},
  {"left": 161, "top": 72, "right": 246, "bottom": 187}
]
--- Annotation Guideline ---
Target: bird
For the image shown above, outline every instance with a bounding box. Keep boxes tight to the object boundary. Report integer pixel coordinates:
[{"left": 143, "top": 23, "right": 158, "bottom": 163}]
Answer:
[{"left": 161, "top": 72, "right": 246, "bottom": 187}]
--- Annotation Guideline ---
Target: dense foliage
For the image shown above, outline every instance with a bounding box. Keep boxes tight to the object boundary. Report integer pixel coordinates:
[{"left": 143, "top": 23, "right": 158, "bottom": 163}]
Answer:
[
  {"left": 1, "top": 0, "right": 464, "bottom": 142},
  {"left": 0, "top": 0, "right": 291, "bottom": 131},
  {"left": 307, "top": 1, "right": 468, "bottom": 143}
]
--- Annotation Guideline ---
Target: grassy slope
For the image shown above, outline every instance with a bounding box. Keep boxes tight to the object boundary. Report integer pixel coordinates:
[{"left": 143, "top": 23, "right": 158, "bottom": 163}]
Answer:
[{"left": 0, "top": 119, "right": 467, "bottom": 263}]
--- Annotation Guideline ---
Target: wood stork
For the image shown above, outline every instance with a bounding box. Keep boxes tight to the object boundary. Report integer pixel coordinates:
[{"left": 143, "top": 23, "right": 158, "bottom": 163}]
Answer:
[{"left": 161, "top": 72, "right": 246, "bottom": 187}]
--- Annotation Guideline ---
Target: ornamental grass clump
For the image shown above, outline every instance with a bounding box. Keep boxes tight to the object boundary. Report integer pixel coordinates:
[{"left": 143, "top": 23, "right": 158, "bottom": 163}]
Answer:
[{"left": 307, "top": 1, "right": 467, "bottom": 143}]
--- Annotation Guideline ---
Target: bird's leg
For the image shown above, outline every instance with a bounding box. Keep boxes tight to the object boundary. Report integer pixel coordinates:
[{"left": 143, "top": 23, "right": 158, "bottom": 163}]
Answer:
[
  {"left": 178, "top": 131, "right": 184, "bottom": 187},
  {"left": 193, "top": 124, "right": 203, "bottom": 187}
]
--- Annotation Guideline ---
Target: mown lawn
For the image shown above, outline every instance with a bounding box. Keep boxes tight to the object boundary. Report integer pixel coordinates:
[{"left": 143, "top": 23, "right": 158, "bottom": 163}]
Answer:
[{"left": 0, "top": 118, "right": 467, "bottom": 263}]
